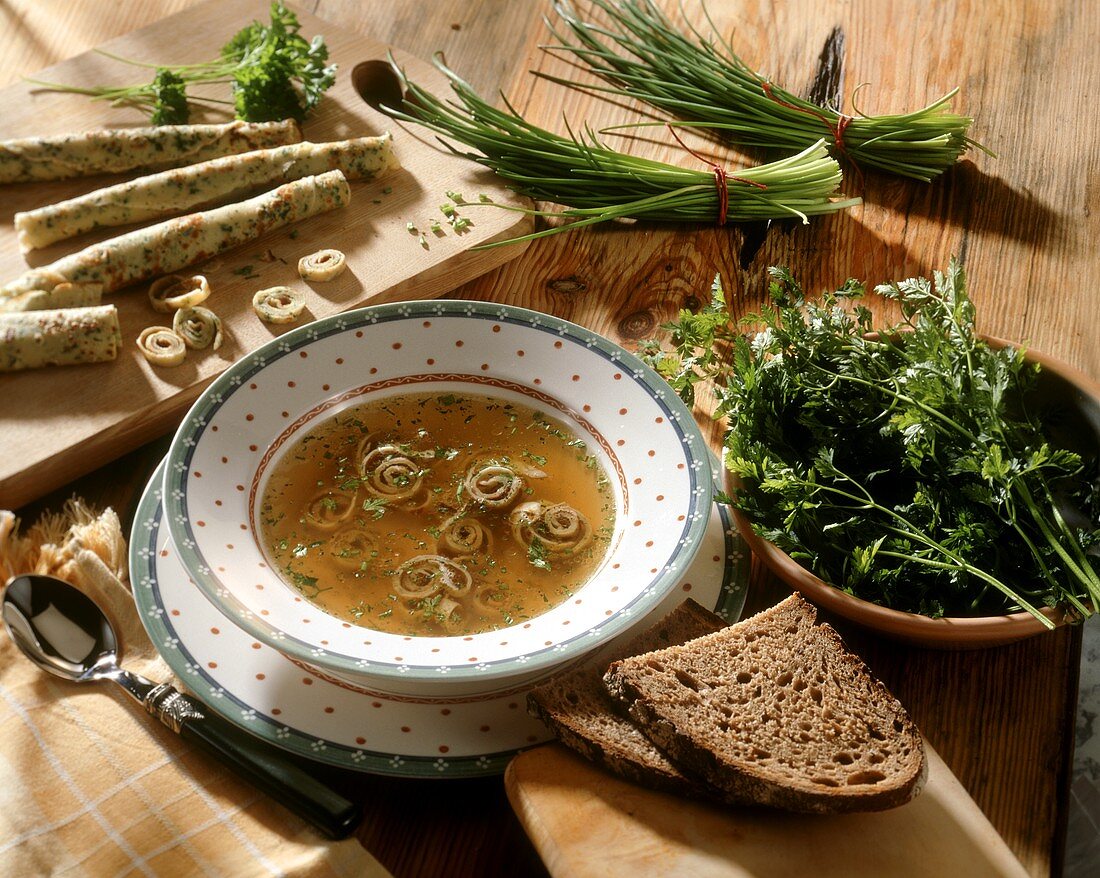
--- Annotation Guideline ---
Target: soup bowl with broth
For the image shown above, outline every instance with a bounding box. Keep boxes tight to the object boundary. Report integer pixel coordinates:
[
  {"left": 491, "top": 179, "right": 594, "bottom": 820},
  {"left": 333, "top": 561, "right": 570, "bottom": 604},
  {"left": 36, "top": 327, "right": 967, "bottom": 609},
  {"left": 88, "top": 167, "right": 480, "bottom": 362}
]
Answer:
[{"left": 163, "top": 300, "right": 713, "bottom": 696}]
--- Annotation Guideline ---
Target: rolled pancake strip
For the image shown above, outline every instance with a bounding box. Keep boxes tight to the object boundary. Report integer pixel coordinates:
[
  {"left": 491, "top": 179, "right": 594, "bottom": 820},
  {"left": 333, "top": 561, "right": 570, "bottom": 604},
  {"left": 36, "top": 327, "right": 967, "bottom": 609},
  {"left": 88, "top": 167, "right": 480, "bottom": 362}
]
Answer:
[
  {"left": 0, "top": 280, "right": 102, "bottom": 313},
  {"left": 2, "top": 170, "right": 351, "bottom": 298},
  {"left": 0, "top": 305, "right": 121, "bottom": 371},
  {"left": 16, "top": 134, "right": 398, "bottom": 252},
  {"left": 0, "top": 119, "right": 301, "bottom": 184}
]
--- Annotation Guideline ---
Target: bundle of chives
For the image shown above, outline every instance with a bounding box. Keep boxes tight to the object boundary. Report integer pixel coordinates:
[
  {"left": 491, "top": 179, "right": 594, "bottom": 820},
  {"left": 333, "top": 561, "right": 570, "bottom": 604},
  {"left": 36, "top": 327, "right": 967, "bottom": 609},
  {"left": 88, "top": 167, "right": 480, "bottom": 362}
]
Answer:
[
  {"left": 386, "top": 55, "right": 859, "bottom": 246},
  {"left": 545, "top": 0, "right": 986, "bottom": 182}
]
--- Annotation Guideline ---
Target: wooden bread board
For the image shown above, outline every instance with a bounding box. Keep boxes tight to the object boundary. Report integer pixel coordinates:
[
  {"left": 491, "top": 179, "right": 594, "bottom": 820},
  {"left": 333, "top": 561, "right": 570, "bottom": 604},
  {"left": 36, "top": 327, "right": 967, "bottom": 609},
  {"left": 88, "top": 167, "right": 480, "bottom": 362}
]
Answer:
[
  {"left": 506, "top": 743, "right": 1029, "bottom": 878},
  {"left": 0, "top": 0, "right": 532, "bottom": 510}
]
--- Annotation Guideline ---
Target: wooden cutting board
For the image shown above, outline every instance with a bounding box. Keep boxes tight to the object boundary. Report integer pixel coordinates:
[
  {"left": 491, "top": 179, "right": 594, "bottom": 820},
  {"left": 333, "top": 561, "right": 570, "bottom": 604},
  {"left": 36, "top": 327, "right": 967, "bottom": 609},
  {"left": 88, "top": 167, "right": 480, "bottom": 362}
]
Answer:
[
  {"left": 506, "top": 744, "right": 1029, "bottom": 878},
  {"left": 0, "top": 0, "right": 532, "bottom": 510}
]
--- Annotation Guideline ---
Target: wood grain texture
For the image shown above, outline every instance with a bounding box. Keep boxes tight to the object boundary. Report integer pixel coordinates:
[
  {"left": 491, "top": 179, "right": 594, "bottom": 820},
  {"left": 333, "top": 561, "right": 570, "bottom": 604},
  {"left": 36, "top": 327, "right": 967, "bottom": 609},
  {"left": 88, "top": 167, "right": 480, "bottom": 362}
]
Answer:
[
  {"left": 0, "top": 0, "right": 533, "bottom": 510},
  {"left": 507, "top": 743, "right": 1030, "bottom": 878},
  {"left": 5, "top": 1, "right": 1094, "bottom": 876}
]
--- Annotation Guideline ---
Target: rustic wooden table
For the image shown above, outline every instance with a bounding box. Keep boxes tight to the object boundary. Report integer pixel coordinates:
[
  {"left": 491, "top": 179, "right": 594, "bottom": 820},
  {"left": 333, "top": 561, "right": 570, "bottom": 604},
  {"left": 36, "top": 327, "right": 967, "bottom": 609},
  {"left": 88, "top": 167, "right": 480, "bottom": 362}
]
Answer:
[{"left": 5, "top": 0, "right": 1097, "bottom": 875}]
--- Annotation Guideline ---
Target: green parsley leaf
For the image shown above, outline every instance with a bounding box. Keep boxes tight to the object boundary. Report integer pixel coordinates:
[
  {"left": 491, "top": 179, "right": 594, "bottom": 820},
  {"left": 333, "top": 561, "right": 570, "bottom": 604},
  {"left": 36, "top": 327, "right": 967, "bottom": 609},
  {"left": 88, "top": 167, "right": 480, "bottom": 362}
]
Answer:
[
  {"left": 361, "top": 497, "right": 388, "bottom": 519},
  {"left": 527, "top": 537, "right": 551, "bottom": 571}
]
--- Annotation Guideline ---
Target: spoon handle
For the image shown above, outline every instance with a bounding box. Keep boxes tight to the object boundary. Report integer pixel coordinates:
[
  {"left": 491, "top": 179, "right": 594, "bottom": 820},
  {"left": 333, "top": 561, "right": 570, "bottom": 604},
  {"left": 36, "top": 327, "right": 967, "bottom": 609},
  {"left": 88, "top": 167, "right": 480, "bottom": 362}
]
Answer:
[{"left": 140, "top": 681, "right": 363, "bottom": 839}]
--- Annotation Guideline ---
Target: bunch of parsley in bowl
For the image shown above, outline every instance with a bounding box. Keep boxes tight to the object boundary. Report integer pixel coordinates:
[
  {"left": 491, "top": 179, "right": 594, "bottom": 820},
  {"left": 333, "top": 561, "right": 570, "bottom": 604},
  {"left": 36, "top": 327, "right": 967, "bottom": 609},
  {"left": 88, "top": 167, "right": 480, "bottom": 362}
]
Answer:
[{"left": 644, "top": 261, "right": 1100, "bottom": 648}]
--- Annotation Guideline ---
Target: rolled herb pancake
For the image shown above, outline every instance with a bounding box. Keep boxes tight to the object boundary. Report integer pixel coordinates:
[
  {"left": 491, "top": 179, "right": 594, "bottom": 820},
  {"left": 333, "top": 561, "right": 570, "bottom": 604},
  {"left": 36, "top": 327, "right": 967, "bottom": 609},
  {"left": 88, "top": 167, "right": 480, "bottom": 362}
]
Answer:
[
  {"left": 0, "top": 119, "right": 301, "bottom": 184},
  {"left": 297, "top": 248, "right": 347, "bottom": 281},
  {"left": 148, "top": 275, "right": 211, "bottom": 313},
  {"left": 15, "top": 134, "right": 397, "bottom": 252},
  {"left": 1, "top": 171, "right": 351, "bottom": 299},
  {"left": 136, "top": 326, "right": 187, "bottom": 367},
  {"left": 0, "top": 278, "right": 102, "bottom": 313},
  {"left": 0, "top": 305, "right": 121, "bottom": 372},
  {"left": 252, "top": 286, "right": 306, "bottom": 324},
  {"left": 173, "top": 305, "right": 223, "bottom": 351}
]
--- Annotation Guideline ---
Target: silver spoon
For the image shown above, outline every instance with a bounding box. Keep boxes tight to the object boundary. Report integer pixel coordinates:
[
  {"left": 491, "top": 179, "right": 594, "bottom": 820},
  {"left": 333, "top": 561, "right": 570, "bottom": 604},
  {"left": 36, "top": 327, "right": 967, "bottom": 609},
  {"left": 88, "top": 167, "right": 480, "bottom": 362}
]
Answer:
[{"left": 2, "top": 574, "right": 362, "bottom": 839}]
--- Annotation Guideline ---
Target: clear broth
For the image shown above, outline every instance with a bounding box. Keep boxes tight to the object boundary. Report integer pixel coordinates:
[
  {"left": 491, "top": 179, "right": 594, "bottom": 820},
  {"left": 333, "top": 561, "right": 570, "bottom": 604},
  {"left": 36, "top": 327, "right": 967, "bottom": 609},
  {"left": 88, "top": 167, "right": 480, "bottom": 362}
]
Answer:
[{"left": 258, "top": 391, "right": 616, "bottom": 636}]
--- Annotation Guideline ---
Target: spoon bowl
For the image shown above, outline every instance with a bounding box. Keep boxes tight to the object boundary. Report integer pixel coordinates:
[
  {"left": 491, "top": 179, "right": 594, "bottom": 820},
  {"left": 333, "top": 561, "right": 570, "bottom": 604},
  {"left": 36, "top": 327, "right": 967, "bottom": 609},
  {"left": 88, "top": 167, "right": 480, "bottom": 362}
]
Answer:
[
  {"left": 2, "top": 574, "right": 119, "bottom": 683},
  {"left": 351, "top": 59, "right": 407, "bottom": 114},
  {"left": 1, "top": 573, "right": 362, "bottom": 838}
]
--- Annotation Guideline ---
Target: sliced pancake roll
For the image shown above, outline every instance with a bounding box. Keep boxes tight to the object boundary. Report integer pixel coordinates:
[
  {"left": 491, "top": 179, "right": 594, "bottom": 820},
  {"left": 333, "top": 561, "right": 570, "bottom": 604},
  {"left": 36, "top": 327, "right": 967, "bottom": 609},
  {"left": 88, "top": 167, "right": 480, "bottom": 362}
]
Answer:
[
  {"left": 0, "top": 305, "right": 121, "bottom": 371},
  {"left": 0, "top": 278, "right": 102, "bottom": 313},
  {"left": 0, "top": 119, "right": 301, "bottom": 184},
  {"left": 604, "top": 594, "right": 927, "bottom": 814},
  {"left": 1, "top": 170, "right": 351, "bottom": 302},
  {"left": 15, "top": 134, "right": 397, "bottom": 252}
]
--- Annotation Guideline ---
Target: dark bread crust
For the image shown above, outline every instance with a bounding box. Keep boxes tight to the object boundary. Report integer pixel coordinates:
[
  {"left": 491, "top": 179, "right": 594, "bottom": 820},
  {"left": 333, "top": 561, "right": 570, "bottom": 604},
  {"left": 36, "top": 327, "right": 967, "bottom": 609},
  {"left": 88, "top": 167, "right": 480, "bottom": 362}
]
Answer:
[
  {"left": 604, "top": 594, "right": 927, "bottom": 814},
  {"left": 527, "top": 599, "right": 726, "bottom": 797}
]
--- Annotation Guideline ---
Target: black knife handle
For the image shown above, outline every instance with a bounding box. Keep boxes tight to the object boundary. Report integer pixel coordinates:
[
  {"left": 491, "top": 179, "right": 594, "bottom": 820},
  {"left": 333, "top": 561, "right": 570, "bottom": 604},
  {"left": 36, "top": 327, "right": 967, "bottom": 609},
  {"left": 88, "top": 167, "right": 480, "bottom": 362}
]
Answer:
[{"left": 145, "top": 683, "right": 362, "bottom": 839}]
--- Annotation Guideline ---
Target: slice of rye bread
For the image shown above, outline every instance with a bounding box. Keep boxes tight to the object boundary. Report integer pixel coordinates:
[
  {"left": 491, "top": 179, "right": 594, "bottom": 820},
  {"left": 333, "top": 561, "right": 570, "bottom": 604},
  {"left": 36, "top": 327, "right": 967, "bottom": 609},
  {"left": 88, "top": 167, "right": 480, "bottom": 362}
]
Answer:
[
  {"left": 527, "top": 598, "right": 726, "bottom": 798},
  {"left": 604, "top": 594, "right": 928, "bottom": 814}
]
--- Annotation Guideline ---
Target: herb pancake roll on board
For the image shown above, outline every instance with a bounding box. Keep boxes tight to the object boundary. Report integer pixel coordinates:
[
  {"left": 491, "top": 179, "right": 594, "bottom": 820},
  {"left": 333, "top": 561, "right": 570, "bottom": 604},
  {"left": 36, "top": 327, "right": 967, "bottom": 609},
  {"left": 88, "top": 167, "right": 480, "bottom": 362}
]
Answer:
[
  {"left": 15, "top": 135, "right": 397, "bottom": 253},
  {"left": 0, "top": 278, "right": 103, "bottom": 314},
  {"left": 0, "top": 119, "right": 301, "bottom": 184},
  {"left": 1, "top": 171, "right": 351, "bottom": 305},
  {"left": 0, "top": 306, "right": 121, "bottom": 372}
]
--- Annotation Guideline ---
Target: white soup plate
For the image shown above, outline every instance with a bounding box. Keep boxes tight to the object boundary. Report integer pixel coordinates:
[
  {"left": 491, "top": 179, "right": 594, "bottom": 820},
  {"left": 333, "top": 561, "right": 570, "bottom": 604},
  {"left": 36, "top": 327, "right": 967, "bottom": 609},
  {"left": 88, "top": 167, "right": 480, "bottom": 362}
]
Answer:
[{"left": 162, "top": 300, "right": 714, "bottom": 696}]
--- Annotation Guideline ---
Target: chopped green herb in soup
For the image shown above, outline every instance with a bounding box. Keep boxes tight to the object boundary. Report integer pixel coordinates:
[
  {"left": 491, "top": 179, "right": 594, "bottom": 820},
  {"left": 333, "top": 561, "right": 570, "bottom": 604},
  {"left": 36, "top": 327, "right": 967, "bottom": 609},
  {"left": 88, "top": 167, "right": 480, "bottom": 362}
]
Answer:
[{"left": 259, "top": 392, "right": 616, "bottom": 635}]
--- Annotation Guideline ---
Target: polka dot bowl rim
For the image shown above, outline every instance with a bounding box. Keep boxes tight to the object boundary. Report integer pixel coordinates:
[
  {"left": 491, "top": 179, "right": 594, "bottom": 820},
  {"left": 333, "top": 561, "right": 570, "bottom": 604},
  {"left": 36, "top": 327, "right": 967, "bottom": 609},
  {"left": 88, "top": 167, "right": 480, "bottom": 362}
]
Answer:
[{"left": 161, "top": 299, "right": 714, "bottom": 691}]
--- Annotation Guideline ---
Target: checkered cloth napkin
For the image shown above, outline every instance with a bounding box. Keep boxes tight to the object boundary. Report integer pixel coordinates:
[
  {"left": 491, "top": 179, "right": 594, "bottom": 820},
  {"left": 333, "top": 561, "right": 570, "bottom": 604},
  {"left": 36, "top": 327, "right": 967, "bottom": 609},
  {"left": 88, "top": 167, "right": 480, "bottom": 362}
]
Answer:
[{"left": 0, "top": 504, "right": 390, "bottom": 878}]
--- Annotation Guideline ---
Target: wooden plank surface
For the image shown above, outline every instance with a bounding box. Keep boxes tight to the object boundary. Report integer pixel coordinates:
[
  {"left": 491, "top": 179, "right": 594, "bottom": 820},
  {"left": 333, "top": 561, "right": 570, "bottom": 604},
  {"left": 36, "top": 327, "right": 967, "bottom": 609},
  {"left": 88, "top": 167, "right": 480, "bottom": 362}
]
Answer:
[
  {"left": 0, "top": 0, "right": 533, "bottom": 510},
  {"left": 6, "top": 1, "right": 1096, "bottom": 876},
  {"left": 506, "top": 743, "right": 1030, "bottom": 878}
]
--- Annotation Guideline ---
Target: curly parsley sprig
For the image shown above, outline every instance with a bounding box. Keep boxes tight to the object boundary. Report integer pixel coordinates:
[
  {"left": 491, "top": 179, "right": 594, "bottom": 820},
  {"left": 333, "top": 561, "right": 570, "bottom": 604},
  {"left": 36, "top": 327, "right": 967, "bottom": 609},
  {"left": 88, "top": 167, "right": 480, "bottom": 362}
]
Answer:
[
  {"left": 644, "top": 262, "right": 1100, "bottom": 623},
  {"left": 27, "top": 2, "right": 335, "bottom": 124}
]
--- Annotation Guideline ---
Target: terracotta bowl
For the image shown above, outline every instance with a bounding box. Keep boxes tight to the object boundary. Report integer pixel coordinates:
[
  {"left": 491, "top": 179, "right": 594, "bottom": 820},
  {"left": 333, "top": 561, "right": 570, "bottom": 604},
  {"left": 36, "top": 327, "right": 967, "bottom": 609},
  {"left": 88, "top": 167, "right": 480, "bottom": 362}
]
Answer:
[{"left": 726, "top": 340, "right": 1100, "bottom": 650}]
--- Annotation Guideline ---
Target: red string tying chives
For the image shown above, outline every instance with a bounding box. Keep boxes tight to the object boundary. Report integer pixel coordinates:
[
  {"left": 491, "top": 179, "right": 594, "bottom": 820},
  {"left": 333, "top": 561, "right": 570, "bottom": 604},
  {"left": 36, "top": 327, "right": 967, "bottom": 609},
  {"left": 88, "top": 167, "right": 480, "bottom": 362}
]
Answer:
[
  {"left": 833, "top": 113, "right": 854, "bottom": 154},
  {"left": 761, "top": 81, "right": 860, "bottom": 180},
  {"left": 666, "top": 124, "right": 767, "bottom": 226}
]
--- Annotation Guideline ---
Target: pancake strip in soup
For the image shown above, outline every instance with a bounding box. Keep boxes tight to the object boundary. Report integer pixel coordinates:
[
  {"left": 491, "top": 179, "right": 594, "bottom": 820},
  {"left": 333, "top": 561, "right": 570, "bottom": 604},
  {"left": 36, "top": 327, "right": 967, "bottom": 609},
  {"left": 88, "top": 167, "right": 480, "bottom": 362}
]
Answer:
[
  {"left": 0, "top": 171, "right": 351, "bottom": 302},
  {"left": 0, "top": 120, "right": 301, "bottom": 184},
  {"left": 0, "top": 305, "right": 121, "bottom": 371},
  {"left": 16, "top": 134, "right": 398, "bottom": 252}
]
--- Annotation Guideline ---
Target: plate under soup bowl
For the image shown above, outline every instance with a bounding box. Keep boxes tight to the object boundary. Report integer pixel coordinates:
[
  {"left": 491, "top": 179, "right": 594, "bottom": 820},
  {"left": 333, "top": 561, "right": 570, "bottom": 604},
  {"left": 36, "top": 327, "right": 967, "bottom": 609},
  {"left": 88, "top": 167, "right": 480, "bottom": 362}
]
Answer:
[{"left": 163, "top": 300, "right": 713, "bottom": 696}]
